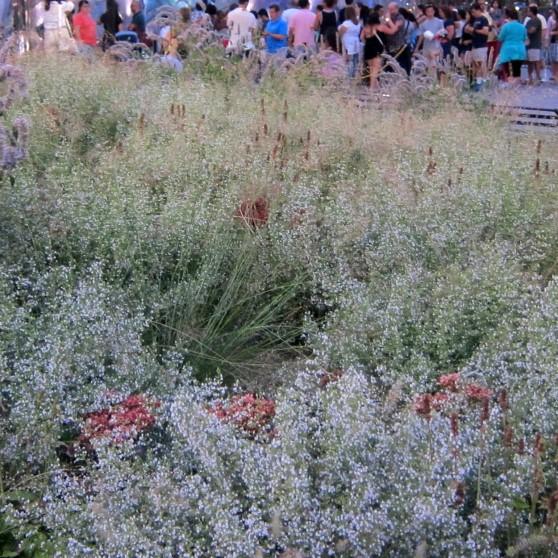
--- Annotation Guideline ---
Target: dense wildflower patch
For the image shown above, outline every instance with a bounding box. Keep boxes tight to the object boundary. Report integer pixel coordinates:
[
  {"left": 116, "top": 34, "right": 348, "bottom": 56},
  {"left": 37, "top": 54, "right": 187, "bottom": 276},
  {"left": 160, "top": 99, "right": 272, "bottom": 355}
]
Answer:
[{"left": 1, "top": 52, "right": 558, "bottom": 556}]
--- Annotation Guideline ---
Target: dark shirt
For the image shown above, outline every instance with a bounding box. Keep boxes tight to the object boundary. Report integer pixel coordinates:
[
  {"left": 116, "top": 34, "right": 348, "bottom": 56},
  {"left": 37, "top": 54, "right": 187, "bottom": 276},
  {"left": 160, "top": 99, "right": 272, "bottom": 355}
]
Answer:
[
  {"left": 320, "top": 10, "right": 337, "bottom": 35},
  {"left": 100, "top": 9, "right": 122, "bottom": 35},
  {"left": 471, "top": 15, "right": 488, "bottom": 48},
  {"left": 526, "top": 16, "right": 542, "bottom": 50},
  {"left": 131, "top": 11, "right": 146, "bottom": 33}
]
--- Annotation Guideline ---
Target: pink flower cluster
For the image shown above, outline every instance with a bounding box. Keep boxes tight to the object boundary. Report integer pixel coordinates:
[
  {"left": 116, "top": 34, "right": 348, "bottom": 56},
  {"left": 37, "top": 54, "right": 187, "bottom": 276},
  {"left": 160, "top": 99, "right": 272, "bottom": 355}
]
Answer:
[
  {"left": 209, "top": 393, "right": 275, "bottom": 436},
  {"left": 81, "top": 394, "right": 159, "bottom": 444},
  {"left": 413, "top": 372, "right": 493, "bottom": 419}
]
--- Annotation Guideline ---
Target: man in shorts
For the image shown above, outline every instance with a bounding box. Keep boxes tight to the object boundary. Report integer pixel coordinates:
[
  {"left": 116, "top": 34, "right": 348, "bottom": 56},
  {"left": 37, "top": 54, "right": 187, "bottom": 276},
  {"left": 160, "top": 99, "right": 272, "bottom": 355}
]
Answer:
[
  {"left": 526, "top": 5, "right": 543, "bottom": 83},
  {"left": 467, "top": 3, "right": 490, "bottom": 85}
]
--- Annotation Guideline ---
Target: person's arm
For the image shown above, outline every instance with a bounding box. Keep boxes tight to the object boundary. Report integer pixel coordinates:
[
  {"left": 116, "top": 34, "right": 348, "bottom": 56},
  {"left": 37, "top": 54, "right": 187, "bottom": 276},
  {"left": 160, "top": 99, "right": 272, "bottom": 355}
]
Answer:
[
  {"left": 414, "top": 27, "right": 424, "bottom": 51},
  {"left": 73, "top": 18, "right": 82, "bottom": 41},
  {"left": 475, "top": 22, "right": 490, "bottom": 36},
  {"left": 267, "top": 21, "right": 288, "bottom": 39},
  {"left": 313, "top": 11, "right": 321, "bottom": 31},
  {"left": 338, "top": 23, "right": 347, "bottom": 42},
  {"left": 379, "top": 18, "right": 398, "bottom": 36}
]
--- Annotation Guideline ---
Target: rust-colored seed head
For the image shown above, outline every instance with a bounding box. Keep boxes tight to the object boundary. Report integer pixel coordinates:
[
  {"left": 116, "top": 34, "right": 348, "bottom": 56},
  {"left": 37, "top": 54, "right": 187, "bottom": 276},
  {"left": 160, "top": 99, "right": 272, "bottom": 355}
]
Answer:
[
  {"left": 503, "top": 425, "right": 513, "bottom": 447},
  {"left": 480, "top": 398, "right": 490, "bottom": 423},
  {"left": 535, "top": 432, "right": 544, "bottom": 454},
  {"left": 428, "top": 146, "right": 433, "bottom": 157},
  {"left": 450, "top": 413, "right": 459, "bottom": 437},
  {"left": 498, "top": 389, "right": 509, "bottom": 412},
  {"left": 170, "top": 103, "right": 175, "bottom": 115},
  {"left": 536, "top": 139, "right": 542, "bottom": 154},
  {"left": 548, "top": 490, "right": 558, "bottom": 517},
  {"left": 263, "top": 122, "right": 269, "bottom": 136},
  {"left": 454, "top": 482, "right": 465, "bottom": 506},
  {"left": 518, "top": 438, "right": 525, "bottom": 455}
]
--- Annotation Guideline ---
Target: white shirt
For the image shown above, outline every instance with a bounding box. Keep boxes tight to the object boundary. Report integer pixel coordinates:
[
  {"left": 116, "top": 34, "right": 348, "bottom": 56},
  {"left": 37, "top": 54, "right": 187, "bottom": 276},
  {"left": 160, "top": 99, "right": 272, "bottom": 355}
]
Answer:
[
  {"left": 339, "top": 19, "right": 361, "bottom": 55},
  {"left": 282, "top": 8, "right": 298, "bottom": 25},
  {"left": 35, "top": 1, "right": 74, "bottom": 29},
  {"left": 227, "top": 7, "right": 256, "bottom": 49}
]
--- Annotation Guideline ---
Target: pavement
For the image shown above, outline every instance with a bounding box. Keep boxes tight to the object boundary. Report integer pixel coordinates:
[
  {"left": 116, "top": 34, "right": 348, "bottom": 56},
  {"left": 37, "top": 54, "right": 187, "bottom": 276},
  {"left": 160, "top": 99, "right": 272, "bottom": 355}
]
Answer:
[{"left": 490, "top": 82, "right": 558, "bottom": 111}]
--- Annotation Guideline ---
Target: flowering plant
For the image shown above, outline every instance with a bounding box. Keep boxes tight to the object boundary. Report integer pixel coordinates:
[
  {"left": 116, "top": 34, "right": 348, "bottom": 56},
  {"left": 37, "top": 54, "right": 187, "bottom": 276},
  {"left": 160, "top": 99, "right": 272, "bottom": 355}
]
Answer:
[
  {"left": 209, "top": 393, "right": 275, "bottom": 436},
  {"left": 81, "top": 394, "right": 159, "bottom": 444}
]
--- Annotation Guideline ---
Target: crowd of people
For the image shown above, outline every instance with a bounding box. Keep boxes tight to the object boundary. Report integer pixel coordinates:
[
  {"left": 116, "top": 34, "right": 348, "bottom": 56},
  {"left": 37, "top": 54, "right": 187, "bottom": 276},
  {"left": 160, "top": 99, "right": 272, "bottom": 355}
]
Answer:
[{"left": 31, "top": 0, "right": 558, "bottom": 88}]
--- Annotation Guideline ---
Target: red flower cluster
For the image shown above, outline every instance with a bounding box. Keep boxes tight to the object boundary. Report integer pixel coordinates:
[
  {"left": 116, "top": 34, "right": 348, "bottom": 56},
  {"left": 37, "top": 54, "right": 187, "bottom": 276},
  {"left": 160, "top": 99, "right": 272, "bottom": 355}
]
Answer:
[
  {"left": 81, "top": 394, "right": 159, "bottom": 444},
  {"left": 438, "top": 372, "right": 460, "bottom": 392},
  {"left": 414, "top": 372, "right": 493, "bottom": 419},
  {"left": 235, "top": 197, "right": 269, "bottom": 229},
  {"left": 465, "top": 384, "right": 493, "bottom": 402},
  {"left": 209, "top": 393, "right": 275, "bottom": 436}
]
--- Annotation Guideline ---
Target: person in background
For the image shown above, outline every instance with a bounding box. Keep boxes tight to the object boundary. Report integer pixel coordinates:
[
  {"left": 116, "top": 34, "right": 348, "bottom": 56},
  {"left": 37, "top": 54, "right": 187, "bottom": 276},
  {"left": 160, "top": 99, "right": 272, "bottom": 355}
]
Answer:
[
  {"left": 361, "top": 12, "right": 395, "bottom": 88},
  {"left": 439, "top": 6, "right": 455, "bottom": 61},
  {"left": 315, "top": 0, "right": 338, "bottom": 50},
  {"left": 549, "top": 7, "right": 558, "bottom": 81},
  {"left": 453, "top": 6, "right": 465, "bottom": 51},
  {"left": 339, "top": 0, "right": 358, "bottom": 25},
  {"left": 100, "top": 0, "right": 122, "bottom": 50},
  {"left": 466, "top": 2, "right": 490, "bottom": 85},
  {"left": 372, "top": 4, "right": 385, "bottom": 19},
  {"left": 73, "top": 0, "right": 97, "bottom": 48},
  {"left": 525, "top": 4, "right": 542, "bottom": 83},
  {"left": 486, "top": 0, "right": 502, "bottom": 68},
  {"left": 384, "top": 1, "right": 411, "bottom": 74},
  {"left": 289, "top": 0, "right": 315, "bottom": 47},
  {"left": 415, "top": 4, "right": 444, "bottom": 72},
  {"left": 213, "top": 9, "right": 228, "bottom": 31},
  {"left": 339, "top": 4, "right": 361, "bottom": 77},
  {"left": 489, "top": 0, "right": 503, "bottom": 27},
  {"left": 263, "top": 4, "right": 288, "bottom": 53},
  {"left": 415, "top": 4, "right": 427, "bottom": 25},
  {"left": 192, "top": 1, "right": 211, "bottom": 26},
  {"left": 129, "top": 0, "right": 146, "bottom": 42},
  {"left": 358, "top": 3, "right": 369, "bottom": 26},
  {"left": 257, "top": 8, "right": 269, "bottom": 32},
  {"left": 282, "top": 0, "right": 298, "bottom": 26},
  {"left": 227, "top": 0, "right": 257, "bottom": 53},
  {"left": 36, "top": 0, "right": 75, "bottom": 52},
  {"left": 498, "top": 7, "right": 526, "bottom": 85},
  {"left": 319, "top": 27, "right": 345, "bottom": 77},
  {"left": 400, "top": 7, "right": 418, "bottom": 53}
]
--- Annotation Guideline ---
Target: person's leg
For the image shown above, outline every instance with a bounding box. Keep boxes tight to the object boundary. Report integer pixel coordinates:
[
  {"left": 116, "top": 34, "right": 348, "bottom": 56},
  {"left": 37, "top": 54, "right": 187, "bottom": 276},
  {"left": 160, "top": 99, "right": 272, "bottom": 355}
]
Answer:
[
  {"left": 508, "top": 60, "right": 520, "bottom": 85},
  {"left": 43, "top": 29, "right": 56, "bottom": 53},
  {"left": 427, "top": 50, "right": 439, "bottom": 78},
  {"left": 369, "top": 57, "right": 380, "bottom": 89},
  {"left": 348, "top": 53, "right": 358, "bottom": 79},
  {"left": 400, "top": 45, "right": 412, "bottom": 75}
]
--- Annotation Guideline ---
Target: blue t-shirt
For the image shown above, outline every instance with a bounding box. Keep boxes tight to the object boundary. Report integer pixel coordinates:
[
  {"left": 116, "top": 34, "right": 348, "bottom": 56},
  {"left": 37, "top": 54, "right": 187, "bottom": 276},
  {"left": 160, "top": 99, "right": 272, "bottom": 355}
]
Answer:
[{"left": 265, "top": 18, "right": 288, "bottom": 53}]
